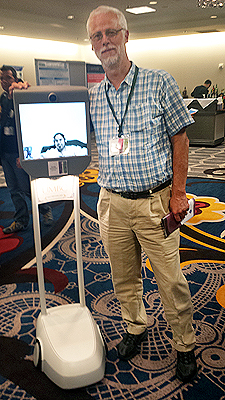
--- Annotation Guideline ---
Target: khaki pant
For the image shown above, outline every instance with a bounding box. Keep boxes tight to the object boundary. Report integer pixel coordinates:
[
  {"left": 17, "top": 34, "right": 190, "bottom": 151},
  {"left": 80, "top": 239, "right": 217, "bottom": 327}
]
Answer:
[{"left": 97, "top": 186, "right": 196, "bottom": 352}]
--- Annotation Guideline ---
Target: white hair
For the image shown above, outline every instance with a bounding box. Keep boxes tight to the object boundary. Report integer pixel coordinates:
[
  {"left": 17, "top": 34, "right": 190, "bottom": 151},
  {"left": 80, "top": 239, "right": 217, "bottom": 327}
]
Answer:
[{"left": 86, "top": 5, "right": 128, "bottom": 37}]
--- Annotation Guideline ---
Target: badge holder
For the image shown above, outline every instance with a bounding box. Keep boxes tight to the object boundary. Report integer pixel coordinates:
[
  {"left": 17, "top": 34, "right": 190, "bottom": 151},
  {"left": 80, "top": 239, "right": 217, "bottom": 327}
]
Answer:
[{"left": 109, "top": 134, "right": 130, "bottom": 156}]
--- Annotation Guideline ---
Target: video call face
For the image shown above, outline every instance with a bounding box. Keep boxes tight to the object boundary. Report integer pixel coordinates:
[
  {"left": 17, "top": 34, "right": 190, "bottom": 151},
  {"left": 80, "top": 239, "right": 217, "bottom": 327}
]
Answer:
[{"left": 54, "top": 134, "right": 66, "bottom": 152}]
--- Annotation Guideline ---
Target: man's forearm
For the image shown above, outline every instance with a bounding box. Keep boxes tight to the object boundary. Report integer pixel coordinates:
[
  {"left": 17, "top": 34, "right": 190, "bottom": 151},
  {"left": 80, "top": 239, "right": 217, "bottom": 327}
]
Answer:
[{"left": 170, "top": 128, "right": 189, "bottom": 221}]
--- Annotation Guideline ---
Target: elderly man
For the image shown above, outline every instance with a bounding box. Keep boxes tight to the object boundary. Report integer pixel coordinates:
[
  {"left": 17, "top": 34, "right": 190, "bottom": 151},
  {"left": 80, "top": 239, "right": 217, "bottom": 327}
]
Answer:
[{"left": 86, "top": 6, "right": 197, "bottom": 383}]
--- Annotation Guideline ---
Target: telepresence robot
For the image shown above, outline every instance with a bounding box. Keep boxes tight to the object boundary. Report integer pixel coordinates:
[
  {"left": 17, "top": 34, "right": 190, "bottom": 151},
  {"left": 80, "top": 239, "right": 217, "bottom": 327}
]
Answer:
[
  {"left": 32, "top": 176, "right": 106, "bottom": 389},
  {"left": 13, "top": 86, "right": 106, "bottom": 389}
]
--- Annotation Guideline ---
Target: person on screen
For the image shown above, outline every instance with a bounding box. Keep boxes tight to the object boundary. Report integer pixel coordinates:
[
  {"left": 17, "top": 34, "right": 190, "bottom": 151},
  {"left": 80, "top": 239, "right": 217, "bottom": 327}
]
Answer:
[
  {"left": 41, "top": 133, "right": 87, "bottom": 158},
  {"left": 0, "top": 65, "right": 53, "bottom": 234}
]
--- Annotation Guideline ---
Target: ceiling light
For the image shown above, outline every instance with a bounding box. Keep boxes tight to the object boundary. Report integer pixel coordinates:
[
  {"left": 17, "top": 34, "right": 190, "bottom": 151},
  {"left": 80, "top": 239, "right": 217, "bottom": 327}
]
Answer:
[
  {"left": 126, "top": 6, "right": 156, "bottom": 14},
  {"left": 197, "top": 0, "right": 224, "bottom": 7},
  {"left": 210, "top": 14, "right": 218, "bottom": 17},
  {"left": 67, "top": 15, "right": 75, "bottom": 20},
  {"left": 50, "top": 23, "right": 64, "bottom": 28},
  {"left": 0, "top": 26, "right": 4, "bottom": 30},
  {"left": 149, "top": 1, "right": 157, "bottom": 4}
]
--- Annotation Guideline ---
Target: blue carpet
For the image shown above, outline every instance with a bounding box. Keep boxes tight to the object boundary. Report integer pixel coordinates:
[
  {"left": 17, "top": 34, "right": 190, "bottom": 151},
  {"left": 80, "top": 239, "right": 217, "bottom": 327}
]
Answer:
[
  {"left": 0, "top": 186, "right": 73, "bottom": 280},
  {"left": 0, "top": 172, "right": 225, "bottom": 399}
]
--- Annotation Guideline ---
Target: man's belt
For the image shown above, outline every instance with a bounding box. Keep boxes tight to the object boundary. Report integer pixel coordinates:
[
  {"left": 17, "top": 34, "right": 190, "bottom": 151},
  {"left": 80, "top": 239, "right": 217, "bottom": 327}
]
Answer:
[{"left": 106, "top": 179, "right": 172, "bottom": 200}]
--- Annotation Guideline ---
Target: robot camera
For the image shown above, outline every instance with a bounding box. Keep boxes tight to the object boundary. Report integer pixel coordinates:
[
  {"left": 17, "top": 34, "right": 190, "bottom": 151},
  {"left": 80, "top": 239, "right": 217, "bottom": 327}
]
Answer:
[{"left": 48, "top": 93, "right": 58, "bottom": 102}]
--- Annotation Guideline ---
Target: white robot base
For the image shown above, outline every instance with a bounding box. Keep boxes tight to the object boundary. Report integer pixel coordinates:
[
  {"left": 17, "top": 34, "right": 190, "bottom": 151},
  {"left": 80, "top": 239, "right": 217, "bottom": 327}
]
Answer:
[
  {"left": 31, "top": 176, "right": 106, "bottom": 389},
  {"left": 33, "top": 303, "right": 106, "bottom": 389}
]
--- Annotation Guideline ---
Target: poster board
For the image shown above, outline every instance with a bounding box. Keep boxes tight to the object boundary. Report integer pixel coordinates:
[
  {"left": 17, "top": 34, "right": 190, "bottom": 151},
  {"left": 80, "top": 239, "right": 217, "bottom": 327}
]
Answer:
[
  {"left": 68, "top": 61, "right": 87, "bottom": 87},
  {"left": 13, "top": 66, "right": 24, "bottom": 81},
  {"left": 35, "top": 59, "right": 70, "bottom": 86},
  {"left": 86, "top": 63, "right": 105, "bottom": 88},
  {"left": 35, "top": 59, "right": 104, "bottom": 88}
]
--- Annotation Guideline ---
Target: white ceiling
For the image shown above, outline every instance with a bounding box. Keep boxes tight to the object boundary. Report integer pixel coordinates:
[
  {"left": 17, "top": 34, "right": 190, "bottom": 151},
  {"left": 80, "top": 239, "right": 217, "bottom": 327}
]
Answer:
[{"left": 0, "top": 0, "right": 225, "bottom": 45}]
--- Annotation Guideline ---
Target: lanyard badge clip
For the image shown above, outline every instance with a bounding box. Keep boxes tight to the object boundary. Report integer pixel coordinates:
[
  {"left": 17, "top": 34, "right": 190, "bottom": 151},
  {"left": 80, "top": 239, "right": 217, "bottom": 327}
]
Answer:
[
  {"left": 109, "top": 134, "right": 130, "bottom": 156},
  {"left": 106, "top": 65, "right": 139, "bottom": 157}
]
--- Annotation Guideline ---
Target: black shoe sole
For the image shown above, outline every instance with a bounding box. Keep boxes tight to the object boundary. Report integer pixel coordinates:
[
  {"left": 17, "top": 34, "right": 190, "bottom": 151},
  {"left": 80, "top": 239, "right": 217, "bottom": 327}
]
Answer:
[
  {"left": 176, "top": 368, "right": 198, "bottom": 383},
  {"left": 119, "top": 348, "right": 139, "bottom": 361}
]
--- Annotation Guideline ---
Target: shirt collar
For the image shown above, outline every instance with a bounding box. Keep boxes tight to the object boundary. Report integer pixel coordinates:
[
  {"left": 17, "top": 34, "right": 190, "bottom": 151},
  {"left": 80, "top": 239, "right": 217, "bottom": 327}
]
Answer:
[{"left": 104, "top": 61, "right": 136, "bottom": 91}]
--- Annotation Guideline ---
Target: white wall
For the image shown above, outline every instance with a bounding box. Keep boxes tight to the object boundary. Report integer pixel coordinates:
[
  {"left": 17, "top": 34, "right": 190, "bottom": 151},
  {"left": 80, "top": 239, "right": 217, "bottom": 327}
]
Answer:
[
  {"left": 82, "top": 31, "right": 225, "bottom": 97},
  {"left": 1, "top": 32, "right": 225, "bottom": 97},
  {"left": 0, "top": 35, "right": 82, "bottom": 90}
]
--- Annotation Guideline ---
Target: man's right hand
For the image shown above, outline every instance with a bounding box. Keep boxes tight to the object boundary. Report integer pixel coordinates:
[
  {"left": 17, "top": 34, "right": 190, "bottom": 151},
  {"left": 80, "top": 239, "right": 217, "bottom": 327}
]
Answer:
[{"left": 8, "top": 81, "right": 30, "bottom": 99}]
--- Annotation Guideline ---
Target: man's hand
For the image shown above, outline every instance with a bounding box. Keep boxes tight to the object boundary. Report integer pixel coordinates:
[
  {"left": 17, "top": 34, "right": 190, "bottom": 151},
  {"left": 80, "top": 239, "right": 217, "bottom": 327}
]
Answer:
[
  {"left": 8, "top": 81, "right": 30, "bottom": 99},
  {"left": 169, "top": 191, "right": 189, "bottom": 222}
]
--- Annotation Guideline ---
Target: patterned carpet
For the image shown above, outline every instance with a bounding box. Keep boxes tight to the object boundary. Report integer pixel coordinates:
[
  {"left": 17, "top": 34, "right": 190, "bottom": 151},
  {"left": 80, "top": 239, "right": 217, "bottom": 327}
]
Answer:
[{"left": 0, "top": 140, "right": 225, "bottom": 400}]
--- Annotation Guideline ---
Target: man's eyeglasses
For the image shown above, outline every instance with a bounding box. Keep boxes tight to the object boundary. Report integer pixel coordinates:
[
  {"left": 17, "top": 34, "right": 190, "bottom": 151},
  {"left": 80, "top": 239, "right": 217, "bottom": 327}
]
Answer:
[{"left": 90, "top": 28, "right": 124, "bottom": 43}]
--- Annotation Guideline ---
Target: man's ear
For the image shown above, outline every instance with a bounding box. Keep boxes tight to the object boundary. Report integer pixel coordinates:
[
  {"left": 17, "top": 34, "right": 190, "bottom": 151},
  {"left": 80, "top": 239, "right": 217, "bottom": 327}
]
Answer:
[{"left": 125, "top": 30, "right": 129, "bottom": 43}]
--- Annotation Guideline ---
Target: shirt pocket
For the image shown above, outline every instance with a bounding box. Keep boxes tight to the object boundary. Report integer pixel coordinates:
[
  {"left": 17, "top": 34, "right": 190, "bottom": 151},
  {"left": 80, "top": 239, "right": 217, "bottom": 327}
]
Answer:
[{"left": 126, "top": 103, "right": 163, "bottom": 134}]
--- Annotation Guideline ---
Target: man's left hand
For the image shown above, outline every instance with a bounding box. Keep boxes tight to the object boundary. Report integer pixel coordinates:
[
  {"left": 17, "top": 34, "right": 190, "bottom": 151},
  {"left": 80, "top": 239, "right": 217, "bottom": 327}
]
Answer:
[{"left": 169, "top": 192, "right": 189, "bottom": 222}]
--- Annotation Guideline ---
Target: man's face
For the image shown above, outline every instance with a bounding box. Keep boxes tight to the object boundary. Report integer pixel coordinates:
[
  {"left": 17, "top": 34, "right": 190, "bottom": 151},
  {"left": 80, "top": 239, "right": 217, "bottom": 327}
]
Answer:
[
  {"left": 54, "top": 134, "right": 66, "bottom": 152},
  {"left": 0, "top": 70, "right": 16, "bottom": 93},
  {"left": 89, "top": 11, "right": 128, "bottom": 70}
]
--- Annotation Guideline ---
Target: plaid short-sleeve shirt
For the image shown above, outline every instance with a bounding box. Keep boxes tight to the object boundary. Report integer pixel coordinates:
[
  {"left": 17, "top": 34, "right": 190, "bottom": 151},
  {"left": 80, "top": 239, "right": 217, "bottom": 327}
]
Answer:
[{"left": 89, "top": 63, "right": 194, "bottom": 192}]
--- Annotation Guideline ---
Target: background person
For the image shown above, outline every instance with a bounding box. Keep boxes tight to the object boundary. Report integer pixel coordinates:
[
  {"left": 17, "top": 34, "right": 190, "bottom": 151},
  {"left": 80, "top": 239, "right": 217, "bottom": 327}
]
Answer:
[
  {"left": 87, "top": 5, "right": 197, "bottom": 383},
  {"left": 191, "top": 79, "right": 212, "bottom": 98},
  {"left": 0, "top": 65, "right": 53, "bottom": 234}
]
